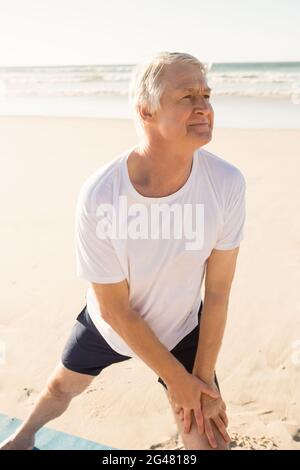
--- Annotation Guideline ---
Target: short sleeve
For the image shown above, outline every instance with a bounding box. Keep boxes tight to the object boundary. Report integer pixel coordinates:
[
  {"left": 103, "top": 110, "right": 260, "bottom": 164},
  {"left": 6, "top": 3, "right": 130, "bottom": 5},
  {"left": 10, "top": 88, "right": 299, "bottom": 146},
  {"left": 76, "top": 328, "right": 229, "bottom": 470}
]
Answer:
[
  {"left": 75, "top": 208, "right": 126, "bottom": 284},
  {"left": 214, "top": 172, "right": 246, "bottom": 250}
]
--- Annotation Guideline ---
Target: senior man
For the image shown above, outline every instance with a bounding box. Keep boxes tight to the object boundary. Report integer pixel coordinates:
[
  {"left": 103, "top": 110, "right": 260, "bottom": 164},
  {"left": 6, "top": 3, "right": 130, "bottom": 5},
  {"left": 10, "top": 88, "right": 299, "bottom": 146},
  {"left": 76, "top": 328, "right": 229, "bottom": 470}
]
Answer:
[{"left": 1, "top": 51, "right": 246, "bottom": 451}]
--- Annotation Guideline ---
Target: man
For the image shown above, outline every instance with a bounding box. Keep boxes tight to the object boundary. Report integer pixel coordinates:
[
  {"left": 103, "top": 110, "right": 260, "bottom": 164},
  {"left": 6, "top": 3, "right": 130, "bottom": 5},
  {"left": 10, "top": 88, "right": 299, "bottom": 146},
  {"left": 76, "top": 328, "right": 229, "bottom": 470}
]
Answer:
[{"left": 1, "top": 52, "right": 246, "bottom": 450}]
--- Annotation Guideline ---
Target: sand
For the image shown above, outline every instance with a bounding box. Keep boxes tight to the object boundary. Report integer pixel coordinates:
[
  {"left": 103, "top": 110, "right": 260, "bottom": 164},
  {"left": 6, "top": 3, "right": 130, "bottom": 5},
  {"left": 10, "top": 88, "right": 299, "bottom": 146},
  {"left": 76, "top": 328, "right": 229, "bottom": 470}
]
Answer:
[{"left": 0, "top": 116, "right": 299, "bottom": 450}]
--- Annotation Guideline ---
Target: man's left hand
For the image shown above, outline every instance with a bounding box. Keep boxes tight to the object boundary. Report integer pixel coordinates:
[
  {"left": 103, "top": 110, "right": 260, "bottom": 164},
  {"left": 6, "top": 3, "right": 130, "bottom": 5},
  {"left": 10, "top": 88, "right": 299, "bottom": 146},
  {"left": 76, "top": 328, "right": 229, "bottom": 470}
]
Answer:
[{"left": 174, "top": 383, "right": 230, "bottom": 449}]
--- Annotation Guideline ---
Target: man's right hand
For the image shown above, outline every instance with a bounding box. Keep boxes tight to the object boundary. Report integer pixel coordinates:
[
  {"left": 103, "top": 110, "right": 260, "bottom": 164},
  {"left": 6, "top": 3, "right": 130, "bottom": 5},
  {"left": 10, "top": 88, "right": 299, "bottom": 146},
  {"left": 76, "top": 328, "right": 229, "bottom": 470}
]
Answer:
[{"left": 166, "top": 371, "right": 220, "bottom": 435}]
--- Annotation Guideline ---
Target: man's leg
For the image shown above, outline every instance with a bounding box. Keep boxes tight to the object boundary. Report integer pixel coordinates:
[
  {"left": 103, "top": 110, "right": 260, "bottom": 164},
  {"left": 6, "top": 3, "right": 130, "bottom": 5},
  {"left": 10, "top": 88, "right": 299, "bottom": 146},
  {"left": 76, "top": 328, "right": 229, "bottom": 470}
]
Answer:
[
  {"left": 0, "top": 361, "right": 95, "bottom": 450},
  {"left": 164, "top": 389, "right": 229, "bottom": 450}
]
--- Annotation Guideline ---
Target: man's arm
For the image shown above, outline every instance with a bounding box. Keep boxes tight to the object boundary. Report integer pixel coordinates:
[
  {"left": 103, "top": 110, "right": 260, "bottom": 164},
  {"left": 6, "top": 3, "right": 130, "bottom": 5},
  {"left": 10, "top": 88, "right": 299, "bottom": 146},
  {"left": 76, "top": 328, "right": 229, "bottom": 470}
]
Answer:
[
  {"left": 90, "top": 280, "right": 219, "bottom": 412},
  {"left": 192, "top": 247, "right": 240, "bottom": 384},
  {"left": 91, "top": 280, "right": 188, "bottom": 386}
]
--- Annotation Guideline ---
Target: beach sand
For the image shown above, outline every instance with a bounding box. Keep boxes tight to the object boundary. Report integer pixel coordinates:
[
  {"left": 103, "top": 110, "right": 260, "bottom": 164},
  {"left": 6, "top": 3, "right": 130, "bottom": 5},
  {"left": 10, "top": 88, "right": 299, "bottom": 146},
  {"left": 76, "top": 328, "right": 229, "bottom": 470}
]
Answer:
[{"left": 0, "top": 116, "right": 299, "bottom": 450}]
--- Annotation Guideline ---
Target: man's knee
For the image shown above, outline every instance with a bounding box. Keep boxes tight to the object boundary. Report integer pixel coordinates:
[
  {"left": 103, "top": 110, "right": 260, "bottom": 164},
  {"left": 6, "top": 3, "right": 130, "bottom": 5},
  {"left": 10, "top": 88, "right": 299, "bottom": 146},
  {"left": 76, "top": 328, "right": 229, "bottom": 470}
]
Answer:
[
  {"left": 46, "top": 377, "right": 77, "bottom": 400},
  {"left": 185, "top": 415, "right": 231, "bottom": 450},
  {"left": 183, "top": 427, "right": 230, "bottom": 451},
  {"left": 45, "top": 363, "right": 93, "bottom": 399},
  {"left": 163, "top": 390, "right": 230, "bottom": 451}
]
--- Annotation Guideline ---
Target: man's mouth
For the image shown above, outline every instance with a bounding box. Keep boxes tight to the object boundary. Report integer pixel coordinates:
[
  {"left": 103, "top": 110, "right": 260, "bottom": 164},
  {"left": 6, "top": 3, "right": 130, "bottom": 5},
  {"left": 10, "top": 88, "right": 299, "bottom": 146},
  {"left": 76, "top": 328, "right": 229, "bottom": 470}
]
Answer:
[{"left": 189, "top": 122, "right": 210, "bottom": 126}]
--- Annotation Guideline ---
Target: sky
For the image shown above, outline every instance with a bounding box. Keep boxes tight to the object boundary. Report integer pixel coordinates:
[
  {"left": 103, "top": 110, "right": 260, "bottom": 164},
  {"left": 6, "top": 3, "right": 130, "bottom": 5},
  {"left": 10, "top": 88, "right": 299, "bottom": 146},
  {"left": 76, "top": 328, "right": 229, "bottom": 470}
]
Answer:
[{"left": 0, "top": 0, "right": 299, "bottom": 66}]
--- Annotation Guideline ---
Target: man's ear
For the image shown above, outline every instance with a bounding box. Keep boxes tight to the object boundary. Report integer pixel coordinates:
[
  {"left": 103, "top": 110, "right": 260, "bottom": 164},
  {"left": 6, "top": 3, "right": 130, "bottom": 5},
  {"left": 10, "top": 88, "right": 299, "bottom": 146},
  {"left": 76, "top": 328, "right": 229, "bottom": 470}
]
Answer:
[{"left": 138, "top": 104, "right": 154, "bottom": 124}]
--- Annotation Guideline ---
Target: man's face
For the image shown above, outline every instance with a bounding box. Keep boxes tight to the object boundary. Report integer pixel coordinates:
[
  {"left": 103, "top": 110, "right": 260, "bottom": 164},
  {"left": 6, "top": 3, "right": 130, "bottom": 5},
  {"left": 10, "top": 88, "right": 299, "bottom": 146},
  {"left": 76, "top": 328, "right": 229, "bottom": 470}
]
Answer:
[{"left": 150, "top": 62, "right": 214, "bottom": 148}]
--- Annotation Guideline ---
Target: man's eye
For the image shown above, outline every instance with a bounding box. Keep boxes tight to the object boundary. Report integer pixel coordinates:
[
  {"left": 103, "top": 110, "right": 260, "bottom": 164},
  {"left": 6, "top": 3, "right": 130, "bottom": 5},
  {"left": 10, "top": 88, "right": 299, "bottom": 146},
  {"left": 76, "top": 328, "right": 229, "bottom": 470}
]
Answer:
[{"left": 182, "top": 94, "right": 211, "bottom": 100}]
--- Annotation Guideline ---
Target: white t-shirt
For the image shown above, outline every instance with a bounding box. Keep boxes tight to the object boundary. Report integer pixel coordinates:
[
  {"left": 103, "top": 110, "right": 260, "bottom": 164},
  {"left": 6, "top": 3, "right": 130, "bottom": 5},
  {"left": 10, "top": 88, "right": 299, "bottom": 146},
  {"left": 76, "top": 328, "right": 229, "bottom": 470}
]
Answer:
[{"left": 75, "top": 145, "right": 246, "bottom": 358}]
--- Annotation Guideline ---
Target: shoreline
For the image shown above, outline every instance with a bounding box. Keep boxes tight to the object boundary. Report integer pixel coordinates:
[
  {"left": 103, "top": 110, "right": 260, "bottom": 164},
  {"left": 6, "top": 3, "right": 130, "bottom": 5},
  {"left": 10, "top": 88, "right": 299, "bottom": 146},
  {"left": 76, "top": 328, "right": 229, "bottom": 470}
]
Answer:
[{"left": 1, "top": 113, "right": 300, "bottom": 130}]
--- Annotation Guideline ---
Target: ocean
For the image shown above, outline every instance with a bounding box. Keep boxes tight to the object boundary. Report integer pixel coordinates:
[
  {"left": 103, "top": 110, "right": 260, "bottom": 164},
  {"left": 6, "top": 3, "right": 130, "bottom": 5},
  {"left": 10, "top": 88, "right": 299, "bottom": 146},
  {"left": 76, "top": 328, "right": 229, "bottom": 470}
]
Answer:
[{"left": 0, "top": 61, "right": 299, "bottom": 128}]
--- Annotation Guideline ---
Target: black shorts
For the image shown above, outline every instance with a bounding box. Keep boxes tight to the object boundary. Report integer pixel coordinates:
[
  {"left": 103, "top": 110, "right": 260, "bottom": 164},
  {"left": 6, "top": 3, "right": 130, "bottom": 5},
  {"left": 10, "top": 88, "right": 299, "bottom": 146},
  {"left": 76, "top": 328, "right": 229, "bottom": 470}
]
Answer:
[{"left": 61, "top": 301, "right": 220, "bottom": 391}]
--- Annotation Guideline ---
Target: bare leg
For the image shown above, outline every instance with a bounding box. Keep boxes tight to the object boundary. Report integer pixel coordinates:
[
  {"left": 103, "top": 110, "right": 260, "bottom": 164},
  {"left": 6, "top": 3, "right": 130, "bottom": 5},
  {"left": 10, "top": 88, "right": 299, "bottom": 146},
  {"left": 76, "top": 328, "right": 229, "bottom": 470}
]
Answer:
[
  {"left": 164, "top": 389, "right": 230, "bottom": 450},
  {"left": 0, "top": 361, "right": 95, "bottom": 450}
]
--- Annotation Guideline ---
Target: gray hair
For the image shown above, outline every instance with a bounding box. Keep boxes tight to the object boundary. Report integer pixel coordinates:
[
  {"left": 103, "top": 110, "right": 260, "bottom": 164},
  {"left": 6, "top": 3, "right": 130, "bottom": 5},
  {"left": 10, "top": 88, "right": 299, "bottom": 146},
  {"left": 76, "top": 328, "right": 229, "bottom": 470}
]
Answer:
[{"left": 128, "top": 51, "right": 207, "bottom": 137}]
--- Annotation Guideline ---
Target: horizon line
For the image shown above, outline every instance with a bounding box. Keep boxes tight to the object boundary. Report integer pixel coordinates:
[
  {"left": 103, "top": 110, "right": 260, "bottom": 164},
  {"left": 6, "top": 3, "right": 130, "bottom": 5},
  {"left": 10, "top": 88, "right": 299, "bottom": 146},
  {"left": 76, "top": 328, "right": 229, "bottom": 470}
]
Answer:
[{"left": 0, "top": 60, "right": 299, "bottom": 69}]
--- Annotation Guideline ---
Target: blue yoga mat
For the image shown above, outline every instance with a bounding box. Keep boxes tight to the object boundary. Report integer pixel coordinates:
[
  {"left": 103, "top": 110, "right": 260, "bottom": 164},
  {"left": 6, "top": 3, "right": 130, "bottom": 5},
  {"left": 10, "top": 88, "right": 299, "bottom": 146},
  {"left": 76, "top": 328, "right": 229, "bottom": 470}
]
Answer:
[{"left": 0, "top": 413, "right": 116, "bottom": 450}]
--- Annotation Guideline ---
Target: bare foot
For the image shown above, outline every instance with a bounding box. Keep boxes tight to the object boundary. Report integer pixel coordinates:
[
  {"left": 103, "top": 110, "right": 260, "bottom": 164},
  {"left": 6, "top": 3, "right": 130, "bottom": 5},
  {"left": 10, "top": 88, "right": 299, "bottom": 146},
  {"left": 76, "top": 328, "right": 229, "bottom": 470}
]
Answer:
[{"left": 0, "top": 431, "right": 35, "bottom": 450}]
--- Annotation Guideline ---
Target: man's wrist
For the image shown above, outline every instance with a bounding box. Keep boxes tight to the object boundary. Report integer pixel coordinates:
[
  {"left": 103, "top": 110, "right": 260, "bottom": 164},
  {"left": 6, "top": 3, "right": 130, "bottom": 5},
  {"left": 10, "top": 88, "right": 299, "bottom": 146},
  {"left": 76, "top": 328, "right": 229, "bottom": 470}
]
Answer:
[
  {"left": 163, "top": 361, "right": 189, "bottom": 388},
  {"left": 192, "top": 367, "right": 215, "bottom": 386}
]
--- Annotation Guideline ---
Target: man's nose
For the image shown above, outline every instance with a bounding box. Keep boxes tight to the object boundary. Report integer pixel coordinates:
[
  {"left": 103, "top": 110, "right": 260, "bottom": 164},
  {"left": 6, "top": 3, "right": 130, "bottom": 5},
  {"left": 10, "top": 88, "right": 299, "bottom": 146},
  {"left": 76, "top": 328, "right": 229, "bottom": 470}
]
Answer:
[{"left": 194, "top": 97, "right": 211, "bottom": 114}]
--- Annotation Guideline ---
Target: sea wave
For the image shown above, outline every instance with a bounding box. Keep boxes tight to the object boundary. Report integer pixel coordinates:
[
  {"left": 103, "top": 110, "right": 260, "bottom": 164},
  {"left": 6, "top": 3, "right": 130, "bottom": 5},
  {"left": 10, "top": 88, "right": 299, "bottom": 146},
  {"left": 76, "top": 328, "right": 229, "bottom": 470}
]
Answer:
[{"left": 0, "top": 62, "right": 299, "bottom": 99}]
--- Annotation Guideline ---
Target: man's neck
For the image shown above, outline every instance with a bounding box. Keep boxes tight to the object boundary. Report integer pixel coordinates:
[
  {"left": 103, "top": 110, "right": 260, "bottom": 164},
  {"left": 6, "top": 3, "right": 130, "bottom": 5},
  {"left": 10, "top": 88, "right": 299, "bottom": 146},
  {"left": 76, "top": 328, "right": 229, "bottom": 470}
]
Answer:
[{"left": 127, "top": 142, "right": 195, "bottom": 198}]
